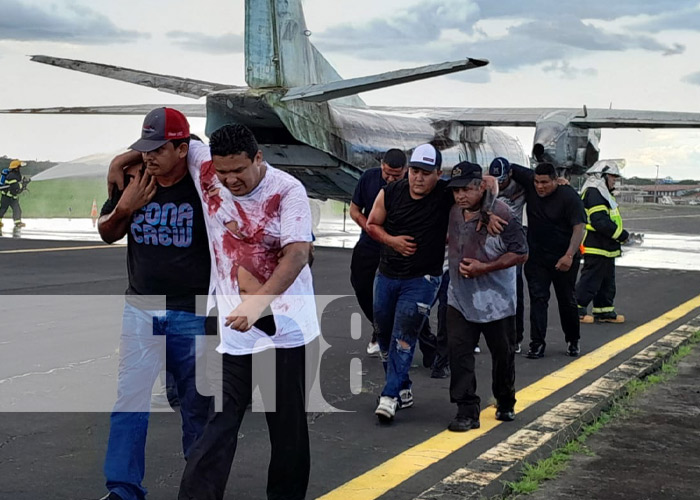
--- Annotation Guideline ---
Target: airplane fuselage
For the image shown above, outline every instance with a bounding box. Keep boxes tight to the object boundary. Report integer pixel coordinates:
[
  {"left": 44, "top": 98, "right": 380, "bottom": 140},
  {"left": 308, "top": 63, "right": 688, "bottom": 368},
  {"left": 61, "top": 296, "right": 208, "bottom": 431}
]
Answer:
[{"left": 206, "top": 89, "right": 528, "bottom": 200}]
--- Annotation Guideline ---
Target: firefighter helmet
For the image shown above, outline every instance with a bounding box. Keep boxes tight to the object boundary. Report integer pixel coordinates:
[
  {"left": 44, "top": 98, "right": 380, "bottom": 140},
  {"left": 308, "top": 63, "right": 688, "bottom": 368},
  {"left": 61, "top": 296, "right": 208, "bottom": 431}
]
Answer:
[{"left": 586, "top": 159, "right": 624, "bottom": 177}]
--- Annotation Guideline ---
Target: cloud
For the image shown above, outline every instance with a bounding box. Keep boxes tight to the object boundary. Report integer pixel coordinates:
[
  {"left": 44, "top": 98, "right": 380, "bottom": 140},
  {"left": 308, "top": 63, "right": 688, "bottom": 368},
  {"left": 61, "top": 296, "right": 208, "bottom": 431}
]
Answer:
[
  {"left": 510, "top": 17, "right": 684, "bottom": 55},
  {"left": 0, "top": 0, "right": 146, "bottom": 44},
  {"left": 166, "top": 31, "right": 244, "bottom": 54},
  {"left": 313, "top": 0, "right": 689, "bottom": 74},
  {"left": 477, "top": 0, "right": 698, "bottom": 22},
  {"left": 313, "top": 0, "right": 480, "bottom": 57},
  {"left": 632, "top": 8, "right": 700, "bottom": 33},
  {"left": 447, "top": 67, "right": 492, "bottom": 84},
  {"left": 542, "top": 60, "right": 598, "bottom": 79},
  {"left": 682, "top": 71, "right": 700, "bottom": 85}
]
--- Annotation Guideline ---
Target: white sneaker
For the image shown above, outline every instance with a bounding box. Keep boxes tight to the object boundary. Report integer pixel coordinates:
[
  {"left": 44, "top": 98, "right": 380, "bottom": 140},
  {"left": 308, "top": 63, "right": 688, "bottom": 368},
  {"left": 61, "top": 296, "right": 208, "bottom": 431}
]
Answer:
[
  {"left": 399, "top": 389, "right": 413, "bottom": 409},
  {"left": 366, "top": 341, "right": 380, "bottom": 356},
  {"left": 474, "top": 345, "right": 481, "bottom": 354},
  {"left": 375, "top": 396, "right": 398, "bottom": 422}
]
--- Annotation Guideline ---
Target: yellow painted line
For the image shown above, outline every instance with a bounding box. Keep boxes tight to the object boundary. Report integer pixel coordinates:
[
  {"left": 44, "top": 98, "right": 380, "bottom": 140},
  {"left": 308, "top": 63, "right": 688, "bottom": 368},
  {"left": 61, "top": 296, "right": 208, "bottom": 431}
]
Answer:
[
  {"left": 318, "top": 293, "right": 700, "bottom": 500},
  {"left": 0, "top": 244, "right": 125, "bottom": 254}
]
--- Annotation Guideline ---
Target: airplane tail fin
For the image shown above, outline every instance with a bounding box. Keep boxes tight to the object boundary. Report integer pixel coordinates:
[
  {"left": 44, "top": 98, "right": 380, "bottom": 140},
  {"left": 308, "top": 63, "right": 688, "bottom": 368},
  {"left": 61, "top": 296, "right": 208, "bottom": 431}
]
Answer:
[
  {"left": 245, "top": 0, "right": 488, "bottom": 104},
  {"left": 245, "top": 0, "right": 348, "bottom": 90}
]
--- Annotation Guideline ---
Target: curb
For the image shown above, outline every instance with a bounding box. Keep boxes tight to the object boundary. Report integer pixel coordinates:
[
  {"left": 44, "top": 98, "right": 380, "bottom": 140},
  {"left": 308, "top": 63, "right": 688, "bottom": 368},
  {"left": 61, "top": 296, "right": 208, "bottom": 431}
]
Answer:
[{"left": 414, "top": 314, "right": 700, "bottom": 500}]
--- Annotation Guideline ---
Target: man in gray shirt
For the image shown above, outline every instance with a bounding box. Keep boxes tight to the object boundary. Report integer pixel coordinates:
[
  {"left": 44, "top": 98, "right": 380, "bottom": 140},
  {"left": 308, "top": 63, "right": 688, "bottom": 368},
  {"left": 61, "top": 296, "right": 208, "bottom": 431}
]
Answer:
[
  {"left": 489, "top": 157, "right": 526, "bottom": 353},
  {"left": 445, "top": 162, "right": 528, "bottom": 432}
]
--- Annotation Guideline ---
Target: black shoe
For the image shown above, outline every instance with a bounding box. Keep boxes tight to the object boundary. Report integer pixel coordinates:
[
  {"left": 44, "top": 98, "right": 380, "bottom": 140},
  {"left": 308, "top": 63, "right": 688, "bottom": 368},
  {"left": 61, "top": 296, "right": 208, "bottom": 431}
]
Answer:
[
  {"left": 448, "top": 415, "right": 480, "bottom": 432},
  {"left": 495, "top": 408, "right": 516, "bottom": 422},
  {"left": 99, "top": 493, "right": 123, "bottom": 500},
  {"left": 430, "top": 364, "right": 450, "bottom": 379},
  {"left": 566, "top": 341, "right": 580, "bottom": 357},
  {"left": 525, "top": 344, "right": 545, "bottom": 359}
]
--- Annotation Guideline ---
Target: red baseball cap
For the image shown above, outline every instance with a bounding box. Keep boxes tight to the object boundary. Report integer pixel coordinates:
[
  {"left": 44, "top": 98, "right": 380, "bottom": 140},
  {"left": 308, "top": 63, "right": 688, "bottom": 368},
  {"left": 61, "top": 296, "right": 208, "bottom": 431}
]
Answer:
[{"left": 130, "top": 107, "right": 190, "bottom": 152}]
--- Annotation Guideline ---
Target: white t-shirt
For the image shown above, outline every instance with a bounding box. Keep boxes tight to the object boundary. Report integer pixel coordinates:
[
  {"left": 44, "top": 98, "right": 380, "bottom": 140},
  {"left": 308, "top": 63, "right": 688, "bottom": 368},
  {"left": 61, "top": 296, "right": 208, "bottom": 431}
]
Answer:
[{"left": 188, "top": 140, "right": 320, "bottom": 355}]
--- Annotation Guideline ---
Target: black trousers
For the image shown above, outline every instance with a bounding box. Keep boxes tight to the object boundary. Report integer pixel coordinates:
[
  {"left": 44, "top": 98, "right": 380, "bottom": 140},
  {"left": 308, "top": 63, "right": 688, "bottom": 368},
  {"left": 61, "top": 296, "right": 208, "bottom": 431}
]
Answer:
[
  {"left": 576, "top": 254, "right": 616, "bottom": 315},
  {"left": 524, "top": 256, "right": 580, "bottom": 348},
  {"left": 0, "top": 195, "right": 21, "bottom": 222},
  {"left": 447, "top": 306, "right": 516, "bottom": 420},
  {"left": 515, "top": 264, "right": 524, "bottom": 344},
  {"left": 350, "top": 242, "right": 380, "bottom": 341},
  {"left": 179, "top": 344, "right": 311, "bottom": 500}
]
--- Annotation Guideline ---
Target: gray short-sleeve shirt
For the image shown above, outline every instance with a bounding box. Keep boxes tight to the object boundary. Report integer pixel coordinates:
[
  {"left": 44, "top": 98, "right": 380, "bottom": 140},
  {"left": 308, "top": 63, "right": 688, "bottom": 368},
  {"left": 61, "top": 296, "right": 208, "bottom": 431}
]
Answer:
[{"left": 447, "top": 199, "right": 528, "bottom": 323}]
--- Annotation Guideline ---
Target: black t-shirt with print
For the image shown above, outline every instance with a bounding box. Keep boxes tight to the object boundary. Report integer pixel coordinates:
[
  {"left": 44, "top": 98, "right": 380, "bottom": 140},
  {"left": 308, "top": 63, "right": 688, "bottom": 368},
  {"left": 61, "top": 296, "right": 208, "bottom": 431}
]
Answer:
[
  {"left": 101, "top": 173, "right": 210, "bottom": 312},
  {"left": 379, "top": 178, "right": 453, "bottom": 279}
]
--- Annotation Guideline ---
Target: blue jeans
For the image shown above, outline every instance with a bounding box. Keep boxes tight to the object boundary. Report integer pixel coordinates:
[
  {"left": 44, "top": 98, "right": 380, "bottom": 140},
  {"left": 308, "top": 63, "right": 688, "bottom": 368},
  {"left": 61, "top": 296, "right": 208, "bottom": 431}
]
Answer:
[
  {"left": 373, "top": 273, "right": 441, "bottom": 399},
  {"left": 105, "top": 303, "right": 212, "bottom": 500}
]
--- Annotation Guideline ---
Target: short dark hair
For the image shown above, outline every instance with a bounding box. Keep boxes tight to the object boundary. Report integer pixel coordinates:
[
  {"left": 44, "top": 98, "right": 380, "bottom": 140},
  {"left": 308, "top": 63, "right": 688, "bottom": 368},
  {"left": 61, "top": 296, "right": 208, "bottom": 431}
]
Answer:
[
  {"left": 170, "top": 137, "right": 191, "bottom": 149},
  {"left": 534, "top": 162, "right": 557, "bottom": 179},
  {"left": 382, "top": 149, "right": 406, "bottom": 169},
  {"left": 210, "top": 124, "right": 259, "bottom": 160}
]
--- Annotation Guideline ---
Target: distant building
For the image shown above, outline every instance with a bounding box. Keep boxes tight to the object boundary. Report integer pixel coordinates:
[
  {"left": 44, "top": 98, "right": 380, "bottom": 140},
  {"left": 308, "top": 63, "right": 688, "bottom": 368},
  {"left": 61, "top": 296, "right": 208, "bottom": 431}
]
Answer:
[{"left": 616, "top": 183, "right": 700, "bottom": 204}]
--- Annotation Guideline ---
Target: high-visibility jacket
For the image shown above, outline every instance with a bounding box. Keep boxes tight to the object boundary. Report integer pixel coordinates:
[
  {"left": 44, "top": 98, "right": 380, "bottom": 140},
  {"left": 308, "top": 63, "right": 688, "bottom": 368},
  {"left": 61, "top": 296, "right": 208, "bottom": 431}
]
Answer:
[
  {"left": 0, "top": 169, "right": 22, "bottom": 199},
  {"left": 580, "top": 187, "right": 629, "bottom": 258}
]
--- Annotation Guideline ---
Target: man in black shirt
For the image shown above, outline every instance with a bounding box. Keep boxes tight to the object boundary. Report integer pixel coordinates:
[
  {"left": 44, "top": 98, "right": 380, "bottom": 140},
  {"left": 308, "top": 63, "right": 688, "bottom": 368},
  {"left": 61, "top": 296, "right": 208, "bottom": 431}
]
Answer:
[
  {"left": 510, "top": 162, "right": 586, "bottom": 359},
  {"left": 349, "top": 149, "right": 407, "bottom": 356},
  {"left": 366, "top": 143, "right": 453, "bottom": 422},
  {"left": 97, "top": 108, "right": 212, "bottom": 500}
]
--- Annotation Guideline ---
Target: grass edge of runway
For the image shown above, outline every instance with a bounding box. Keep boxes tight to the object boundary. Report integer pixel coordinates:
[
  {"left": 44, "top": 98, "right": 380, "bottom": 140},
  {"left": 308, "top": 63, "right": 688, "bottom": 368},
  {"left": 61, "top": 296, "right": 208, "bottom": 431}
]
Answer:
[{"left": 502, "top": 328, "right": 700, "bottom": 499}]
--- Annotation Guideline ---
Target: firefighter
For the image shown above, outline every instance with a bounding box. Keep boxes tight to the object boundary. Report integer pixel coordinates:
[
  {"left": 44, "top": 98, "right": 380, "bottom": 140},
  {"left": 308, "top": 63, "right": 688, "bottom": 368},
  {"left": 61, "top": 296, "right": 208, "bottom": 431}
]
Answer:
[
  {"left": 0, "top": 160, "right": 28, "bottom": 229},
  {"left": 576, "top": 161, "right": 629, "bottom": 324}
]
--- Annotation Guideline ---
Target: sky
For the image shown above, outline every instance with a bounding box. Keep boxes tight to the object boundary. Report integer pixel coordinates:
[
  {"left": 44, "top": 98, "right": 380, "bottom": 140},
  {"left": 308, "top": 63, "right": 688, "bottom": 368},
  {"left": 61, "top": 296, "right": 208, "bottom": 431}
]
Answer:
[{"left": 1, "top": 0, "right": 700, "bottom": 180}]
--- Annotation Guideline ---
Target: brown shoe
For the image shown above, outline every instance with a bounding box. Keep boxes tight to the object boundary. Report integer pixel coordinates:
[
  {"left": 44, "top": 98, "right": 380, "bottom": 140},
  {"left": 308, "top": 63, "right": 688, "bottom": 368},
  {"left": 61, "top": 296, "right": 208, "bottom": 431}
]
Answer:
[{"left": 579, "top": 315, "right": 594, "bottom": 324}]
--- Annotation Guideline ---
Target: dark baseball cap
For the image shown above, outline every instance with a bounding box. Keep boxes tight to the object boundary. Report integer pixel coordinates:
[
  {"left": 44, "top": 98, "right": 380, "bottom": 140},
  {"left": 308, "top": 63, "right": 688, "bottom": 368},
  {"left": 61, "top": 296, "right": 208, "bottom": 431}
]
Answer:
[
  {"left": 447, "top": 161, "right": 482, "bottom": 187},
  {"left": 489, "top": 157, "right": 511, "bottom": 182},
  {"left": 130, "top": 107, "right": 190, "bottom": 152}
]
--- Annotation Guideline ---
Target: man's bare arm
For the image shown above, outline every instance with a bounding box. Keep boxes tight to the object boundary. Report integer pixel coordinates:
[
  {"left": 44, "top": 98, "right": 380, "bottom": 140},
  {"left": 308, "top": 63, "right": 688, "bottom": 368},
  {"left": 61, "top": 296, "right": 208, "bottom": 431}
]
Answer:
[
  {"left": 459, "top": 252, "right": 527, "bottom": 278},
  {"left": 349, "top": 202, "right": 367, "bottom": 231},
  {"left": 107, "top": 150, "right": 142, "bottom": 195},
  {"left": 366, "top": 190, "right": 416, "bottom": 256},
  {"left": 98, "top": 168, "right": 156, "bottom": 244},
  {"left": 555, "top": 223, "right": 586, "bottom": 272}
]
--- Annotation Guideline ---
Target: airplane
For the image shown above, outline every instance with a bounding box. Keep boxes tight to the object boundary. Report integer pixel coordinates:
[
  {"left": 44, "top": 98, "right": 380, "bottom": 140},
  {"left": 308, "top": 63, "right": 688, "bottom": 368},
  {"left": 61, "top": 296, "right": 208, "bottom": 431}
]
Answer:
[{"left": 3, "top": 0, "right": 700, "bottom": 201}]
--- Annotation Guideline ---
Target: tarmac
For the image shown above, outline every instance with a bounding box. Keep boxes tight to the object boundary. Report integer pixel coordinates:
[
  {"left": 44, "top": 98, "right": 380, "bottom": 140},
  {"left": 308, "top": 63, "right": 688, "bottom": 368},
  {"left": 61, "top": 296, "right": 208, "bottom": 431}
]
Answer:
[
  {"left": 0, "top": 204, "right": 699, "bottom": 499},
  {"left": 527, "top": 343, "right": 700, "bottom": 500}
]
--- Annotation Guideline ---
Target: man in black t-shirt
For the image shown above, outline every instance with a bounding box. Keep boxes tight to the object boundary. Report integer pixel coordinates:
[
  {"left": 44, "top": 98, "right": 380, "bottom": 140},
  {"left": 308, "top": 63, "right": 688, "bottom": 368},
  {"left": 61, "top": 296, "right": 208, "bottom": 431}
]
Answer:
[
  {"left": 349, "top": 149, "right": 407, "bottom": 356},
  {"left": 510, "top": 162, "right": 586, "bottom": 359},
  {"left": 366, "top": 144, "right": 453, "bottom": 422},
  {"left": 97, "top": 108, "right": 211, "bottom": 500}
]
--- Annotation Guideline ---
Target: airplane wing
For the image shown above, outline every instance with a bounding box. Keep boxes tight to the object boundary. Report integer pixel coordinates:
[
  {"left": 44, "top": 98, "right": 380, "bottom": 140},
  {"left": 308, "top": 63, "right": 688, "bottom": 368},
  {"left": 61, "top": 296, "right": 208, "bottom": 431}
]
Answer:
[
  {"left": 368, "top": 106, "right": 700, "bottom": 128},
  {"left": 282, "top": 58, "right": 489, "bottom": 103},
  {"left": 30, "top": 55, "right": 245, "bottom": 99},
  {"left": 0, "top": 104, "right": 207, "bottom": 117}
]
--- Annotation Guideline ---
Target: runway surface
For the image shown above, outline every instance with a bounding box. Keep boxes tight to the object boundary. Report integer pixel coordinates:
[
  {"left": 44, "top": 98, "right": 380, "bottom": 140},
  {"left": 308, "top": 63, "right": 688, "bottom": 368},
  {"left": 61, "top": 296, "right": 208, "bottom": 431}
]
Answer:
[{"left": 1, "top": 208, "right": 700, "bottom": 499}]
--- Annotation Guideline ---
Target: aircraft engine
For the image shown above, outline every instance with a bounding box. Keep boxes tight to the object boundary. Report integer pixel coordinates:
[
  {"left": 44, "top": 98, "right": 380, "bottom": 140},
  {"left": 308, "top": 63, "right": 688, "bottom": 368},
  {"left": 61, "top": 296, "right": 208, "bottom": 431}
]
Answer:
[{"left": 532, "top": 110, "right": 601, "bottom": 175}]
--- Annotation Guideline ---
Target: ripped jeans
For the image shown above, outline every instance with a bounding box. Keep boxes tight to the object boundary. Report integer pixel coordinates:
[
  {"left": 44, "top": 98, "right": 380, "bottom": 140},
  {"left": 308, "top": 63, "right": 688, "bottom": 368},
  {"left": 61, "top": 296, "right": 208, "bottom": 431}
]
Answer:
[{"left": 373, "top": 272, "right": 442, "bottom": 399}]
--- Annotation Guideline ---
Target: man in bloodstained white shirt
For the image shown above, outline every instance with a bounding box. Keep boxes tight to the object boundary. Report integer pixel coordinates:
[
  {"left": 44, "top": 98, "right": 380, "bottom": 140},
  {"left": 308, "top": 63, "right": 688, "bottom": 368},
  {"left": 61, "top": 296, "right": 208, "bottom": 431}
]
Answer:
[{"left": 178, "top": 124, "right": 319, "bottom": 500}]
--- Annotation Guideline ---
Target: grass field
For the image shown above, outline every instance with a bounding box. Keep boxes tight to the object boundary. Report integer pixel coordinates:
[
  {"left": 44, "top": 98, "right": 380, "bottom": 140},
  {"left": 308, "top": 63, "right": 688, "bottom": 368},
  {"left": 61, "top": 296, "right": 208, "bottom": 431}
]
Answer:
[{"left": 15, "top": 178, "right": 105, "bottom": 218}]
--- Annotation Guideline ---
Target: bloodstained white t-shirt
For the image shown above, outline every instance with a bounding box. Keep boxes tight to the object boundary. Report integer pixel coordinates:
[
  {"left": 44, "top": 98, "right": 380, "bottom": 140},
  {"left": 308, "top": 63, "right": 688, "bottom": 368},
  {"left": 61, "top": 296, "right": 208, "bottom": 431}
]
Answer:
[{"left": 188, "top": 140, "right": 320, "bottom": 354}]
